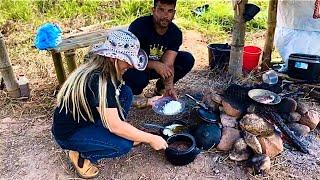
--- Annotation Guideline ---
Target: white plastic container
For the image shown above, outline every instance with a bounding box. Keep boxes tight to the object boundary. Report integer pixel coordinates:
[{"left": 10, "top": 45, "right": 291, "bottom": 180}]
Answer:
[
  {"left": 18, "top": 75, "right": 30, "bottom": 98},
  {"left": 262, "top": 70, "right": 278, "bottom": 85}
]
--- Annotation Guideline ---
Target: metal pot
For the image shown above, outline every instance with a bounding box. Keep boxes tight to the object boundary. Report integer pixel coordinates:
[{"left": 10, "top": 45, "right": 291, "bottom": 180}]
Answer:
[{"left": 165, "top": 133, "right": 201, "bottom": 166}]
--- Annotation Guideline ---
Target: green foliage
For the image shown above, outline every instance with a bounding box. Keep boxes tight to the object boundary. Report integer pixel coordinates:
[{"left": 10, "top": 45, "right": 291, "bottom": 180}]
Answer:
[
  {"left": 0, "top": 0, "right": 33, "bottom": 24},
  {"left": 0, "top": 0, "right": 268, "bottom": 40}
]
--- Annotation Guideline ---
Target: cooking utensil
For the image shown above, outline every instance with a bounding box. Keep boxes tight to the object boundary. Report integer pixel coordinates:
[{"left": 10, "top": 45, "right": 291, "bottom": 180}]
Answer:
[
  {"left": 248, "top": 89, "right": 281, "bottom": 105},
  {"left": 185, "top": 94, "right": 209, "bottom": 110},
  {"left": 143, "top": 123, "right": 186, "bottom": 137},
  {"left": 192, "top": 123, "right": 221, "bottom": 150},
  {"left": 165, "top": 133, "right": 201, "bottom": 166},
  {"left": 152, "top": 96, "right": 185, "bottom": 116}
]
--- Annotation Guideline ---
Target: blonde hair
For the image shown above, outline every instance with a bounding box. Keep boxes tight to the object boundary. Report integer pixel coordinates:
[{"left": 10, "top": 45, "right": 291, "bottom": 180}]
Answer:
[{"left": 57, "top": 54, "right": 125, "bottom": 129}]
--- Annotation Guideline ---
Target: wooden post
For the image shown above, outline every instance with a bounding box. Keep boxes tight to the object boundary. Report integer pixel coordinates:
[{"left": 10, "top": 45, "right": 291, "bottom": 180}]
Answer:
[
  {"left": 228, "top": 0, "right": 248, "bottom": 77},
  {"left": 51, "top": 51, "right": 66, "bottom": 85},
  {"left": 0, "top": 33, "right": 20, "bottom": 98},
  {"left": 64, "top": 49, "right": 77, "bottom": 73},
  {"left": 261, "top": 0, "right": 278, "bottom": 71}
]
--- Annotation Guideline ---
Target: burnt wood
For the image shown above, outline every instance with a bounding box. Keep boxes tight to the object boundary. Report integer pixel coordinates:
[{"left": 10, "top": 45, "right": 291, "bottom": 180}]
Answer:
[{"left": 256, "top": 110, "right": 309, "bottom": 154}]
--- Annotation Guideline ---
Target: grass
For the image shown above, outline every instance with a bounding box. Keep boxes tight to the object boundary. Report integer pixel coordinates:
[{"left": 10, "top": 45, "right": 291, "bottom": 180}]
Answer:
[{"left": 0, "top": 0, "right": 268, "bottom": 40}]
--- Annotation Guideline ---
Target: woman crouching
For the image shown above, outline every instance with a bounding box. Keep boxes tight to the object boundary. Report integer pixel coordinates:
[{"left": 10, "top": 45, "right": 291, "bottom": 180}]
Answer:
[{"left": 52, "top": 30, "right": 168, "bottom": 179}]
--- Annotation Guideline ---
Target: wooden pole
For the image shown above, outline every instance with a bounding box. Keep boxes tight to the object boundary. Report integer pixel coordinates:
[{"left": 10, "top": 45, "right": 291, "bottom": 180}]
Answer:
[
  {"left": 228, "top": 0, "right": 248, "bottom": 77},
  {"left": 261, "top": 0, "right": 278, "bottom": 71},
  {"left": 64, "top": 49, "right": 77, "bottom": 73},
  {"left": 51, "top": 51, "right": 66, "bottom": 85},
  {"left": 0, "top": 33, "right": 20, "bottom": 98}
]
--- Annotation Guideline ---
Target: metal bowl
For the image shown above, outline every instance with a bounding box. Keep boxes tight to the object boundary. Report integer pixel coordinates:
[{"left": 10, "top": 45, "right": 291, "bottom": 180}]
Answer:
[
  {"left": 248, "top": 89, "right": 281, "bottom": 105},
  {"left": 152, "top": 96, "right": 185, "bottom": 116}
]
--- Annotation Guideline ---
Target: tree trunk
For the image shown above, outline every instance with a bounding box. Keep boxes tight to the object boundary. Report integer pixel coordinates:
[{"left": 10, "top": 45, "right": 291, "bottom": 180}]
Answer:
[
  {"left": 0, "top": 33, "right": 20, "bottom": 98},
  {"left": 228, "top": 0, "right": 248, "bottom": 77},
  {"left": 261, "top": 0, "right": 278, "bottom": 71}
]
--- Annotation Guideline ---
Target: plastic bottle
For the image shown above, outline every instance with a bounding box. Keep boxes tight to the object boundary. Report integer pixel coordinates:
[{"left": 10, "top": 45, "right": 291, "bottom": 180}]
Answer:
[
  {"left": 18, "top": 75, "right": 30, "bottom": 98},
  {"left": 262, "top": 70, "right": 278, "bottom": 85}
]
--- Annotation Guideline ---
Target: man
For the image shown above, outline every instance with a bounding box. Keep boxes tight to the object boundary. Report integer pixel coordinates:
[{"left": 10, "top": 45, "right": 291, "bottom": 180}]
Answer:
[{"left": 123, "top": 0, "right": 195, "bottom": 100}]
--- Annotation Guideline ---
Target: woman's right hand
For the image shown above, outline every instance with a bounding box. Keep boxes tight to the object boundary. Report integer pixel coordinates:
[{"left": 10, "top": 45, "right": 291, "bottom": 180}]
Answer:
[{"left": 148, "top": 134, "right": 168, "bottom": 150}]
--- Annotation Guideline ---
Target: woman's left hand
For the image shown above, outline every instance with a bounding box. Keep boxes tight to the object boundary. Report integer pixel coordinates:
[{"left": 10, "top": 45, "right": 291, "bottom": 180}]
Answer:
[{"left": 147, "top": 96, "right": 163, "bottom": 106}]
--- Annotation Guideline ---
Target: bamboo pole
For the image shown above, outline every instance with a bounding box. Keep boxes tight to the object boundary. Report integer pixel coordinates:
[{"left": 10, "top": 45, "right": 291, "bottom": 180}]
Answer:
[
  {"left": 51, "top": 51, "right": 66, "bottom": 85},
  {"left": 228, "top": 0, "right": 248, "bottom": 77},
  {"left": 0, "top": 33, "right": 20, "bottom": 98},
  {"left": 64, "top": 49, "right": 77, "bottom": 73},
  {"left": 261, "top": 0, "right": 278, "bottom": 71}
]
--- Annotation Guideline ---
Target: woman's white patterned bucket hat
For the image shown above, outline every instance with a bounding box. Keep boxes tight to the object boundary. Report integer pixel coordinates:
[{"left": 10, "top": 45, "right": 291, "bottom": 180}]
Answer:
[{"left": 91, "top": 29, "right": 148, "bottom": 71}]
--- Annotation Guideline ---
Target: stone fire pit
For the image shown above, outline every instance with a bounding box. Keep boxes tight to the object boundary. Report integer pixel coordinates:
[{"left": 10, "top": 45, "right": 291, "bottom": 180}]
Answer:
[{"left": 202, "top": 84, "right": 320, "bottom": 174}]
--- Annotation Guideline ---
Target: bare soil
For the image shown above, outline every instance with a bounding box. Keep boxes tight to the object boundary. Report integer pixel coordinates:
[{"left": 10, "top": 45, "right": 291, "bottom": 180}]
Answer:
[{"left": 0, "top": 26, "right": 320, "bottom": 180}]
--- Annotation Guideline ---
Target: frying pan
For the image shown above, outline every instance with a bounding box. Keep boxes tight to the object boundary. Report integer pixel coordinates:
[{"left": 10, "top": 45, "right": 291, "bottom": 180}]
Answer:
[{"left": 248, "top": 89, "right": 281, "bottom": 105}]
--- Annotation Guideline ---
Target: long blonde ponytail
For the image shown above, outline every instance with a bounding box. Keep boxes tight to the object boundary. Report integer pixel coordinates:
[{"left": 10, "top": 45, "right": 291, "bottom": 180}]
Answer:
[{"left": 57, "top": 55, "right": 125, "bottom": 129}]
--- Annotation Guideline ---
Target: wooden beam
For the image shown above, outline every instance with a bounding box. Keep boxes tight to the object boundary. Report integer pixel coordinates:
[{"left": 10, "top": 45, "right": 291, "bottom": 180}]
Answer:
[
  {"left": 64, "top": 49, "right": 77, "bottom": 73},
  {"left": 0, "top": 33, "right": 20, "bottom": 98},
  {"left": 51, "top": 52, "right": 66, "bottom": 85},
  {"left": 228, "top": 0, "right": 248, "bottom": 77},
  {"left": 261, "top": 0, "right": 278, "bottom": 71}
]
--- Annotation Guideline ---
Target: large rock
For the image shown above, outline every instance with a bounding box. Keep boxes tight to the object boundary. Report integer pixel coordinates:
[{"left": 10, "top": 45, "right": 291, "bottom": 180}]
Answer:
[
  {"left": 222, "top": 99, "right": 243, "bottom": 118},
  {"left": 248, "top": 154, "right": 271, "bottom": 173},
  {"left": 277, "top": 98, "right": 297, "bottom": 113},
  {"left": 229, "top": 138, "right": 251, "bottom": 161},
  {"left": 299, "top": 110, "right": 320, "bottom": 130},
  {"left": 288, "top": 112, "right": 302, "bottom": 123},
  {"left": 243, "top": 131, "right": 262, "bottom": 154},
  {"left": 296, "top": 102, "right": 309, "bottom": 115},
  {"left": 240, "top": 114, "right": 275, "bottom": 136},
  {"left": 220, "top": 113, "right": 238, "bottom": 128},
  {"left": 288, "top": 123, "right": 310, "bottom": 137},
  {"left": 280, "top": 112, "right": 301, "bottom": 123},
  {"left": 217, "top": 127, "right": 241, "bottom": 151},
  {"left": 257, "top": 134, "right": 284, "bottom": 158}
]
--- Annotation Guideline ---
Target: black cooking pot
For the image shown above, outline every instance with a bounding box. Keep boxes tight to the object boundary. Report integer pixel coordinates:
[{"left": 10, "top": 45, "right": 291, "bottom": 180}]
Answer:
[
  {"left": 196, "top": 108, "right": 220, "bottom": 124},
  {"left": 165, "top": 133, "right": 201, "bottom": 166},
  {"left": 192, "top": 123, "right": 222, "bottom": 150}
]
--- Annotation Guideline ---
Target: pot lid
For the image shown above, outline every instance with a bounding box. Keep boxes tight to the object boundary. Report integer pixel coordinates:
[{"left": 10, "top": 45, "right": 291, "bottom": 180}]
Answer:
[{"left": 198, "top": 108, "right": 219, "bottom": 123}]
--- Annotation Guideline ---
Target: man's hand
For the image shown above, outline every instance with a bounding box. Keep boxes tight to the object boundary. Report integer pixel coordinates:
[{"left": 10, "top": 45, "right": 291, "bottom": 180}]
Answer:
[
  {"left": 147, "top": 96, "right": 163, "bottom": 106},
  {"left": 164, "top": 88, "right": 178, "bottom": 100},
  {"left": 154, "top": 61, "right": 173, "bottom": 79}
]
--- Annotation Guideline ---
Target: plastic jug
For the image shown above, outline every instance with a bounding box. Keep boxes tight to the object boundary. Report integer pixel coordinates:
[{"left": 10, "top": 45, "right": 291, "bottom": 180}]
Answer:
[{"left": 262, "top": 70, "right": 278, "bottom": 85}]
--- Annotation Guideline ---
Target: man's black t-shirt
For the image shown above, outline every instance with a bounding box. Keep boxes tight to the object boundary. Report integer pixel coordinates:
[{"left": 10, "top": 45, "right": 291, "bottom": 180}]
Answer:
[
  {"left": 128, "top": 15, "right": 182, "bottom": 61},
  {"left": 52, "top": 71, "right": 130, "bottom": 140}
]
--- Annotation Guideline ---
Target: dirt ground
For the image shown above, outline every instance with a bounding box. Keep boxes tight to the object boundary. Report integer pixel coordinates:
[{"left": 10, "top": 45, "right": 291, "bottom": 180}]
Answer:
[{"left": 1, "top": 28, "right": 320, "bottom": 180}]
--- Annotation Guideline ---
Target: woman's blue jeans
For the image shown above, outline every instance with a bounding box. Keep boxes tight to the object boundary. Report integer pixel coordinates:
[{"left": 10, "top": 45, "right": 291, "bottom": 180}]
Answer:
[{"left": 55, "top": 85, "right": 134, "bottom": 163}]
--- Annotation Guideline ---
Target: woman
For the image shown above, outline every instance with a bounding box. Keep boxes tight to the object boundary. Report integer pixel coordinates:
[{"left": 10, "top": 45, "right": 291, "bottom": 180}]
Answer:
[{"left": 52, "top": 30, "right": 168, "bottom": 179}]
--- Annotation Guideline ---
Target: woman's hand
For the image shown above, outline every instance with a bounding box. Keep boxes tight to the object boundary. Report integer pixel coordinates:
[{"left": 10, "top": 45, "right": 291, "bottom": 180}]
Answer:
[
  {"left": 147, "top": 96, "right": 163, "bottom": 106},
  {"left": 148, "top": 134, "right": 168, "bottom": 150}
]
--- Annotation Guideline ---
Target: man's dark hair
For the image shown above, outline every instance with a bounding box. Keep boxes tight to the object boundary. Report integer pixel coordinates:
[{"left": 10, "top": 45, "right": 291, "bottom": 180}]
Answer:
[{"left": 154, "top": 0, "right": 177, "bottom": 7}]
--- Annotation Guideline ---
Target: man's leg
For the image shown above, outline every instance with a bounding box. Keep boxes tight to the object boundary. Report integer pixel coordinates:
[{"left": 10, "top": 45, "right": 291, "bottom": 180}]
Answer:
[
  {"left": 123, "top": 69, "right": 149, "bottom": 95},
  {"left": 155, "top": 51, "right": 195, "bottom": 91}
]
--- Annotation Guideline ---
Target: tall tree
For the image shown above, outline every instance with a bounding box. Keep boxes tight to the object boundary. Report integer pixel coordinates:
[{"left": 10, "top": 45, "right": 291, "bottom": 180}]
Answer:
[
  {"left": 229, "top": 0, "right": 248, "bottom": 77},
  {"left": 261, "top": 0, "right": 278, "bottom": 71}
]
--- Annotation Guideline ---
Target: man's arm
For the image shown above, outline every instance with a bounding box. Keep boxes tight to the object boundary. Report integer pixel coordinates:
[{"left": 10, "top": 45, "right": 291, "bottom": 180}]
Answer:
[{"left": 161, "top": 50, "right": 178, "bottom": 99}]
